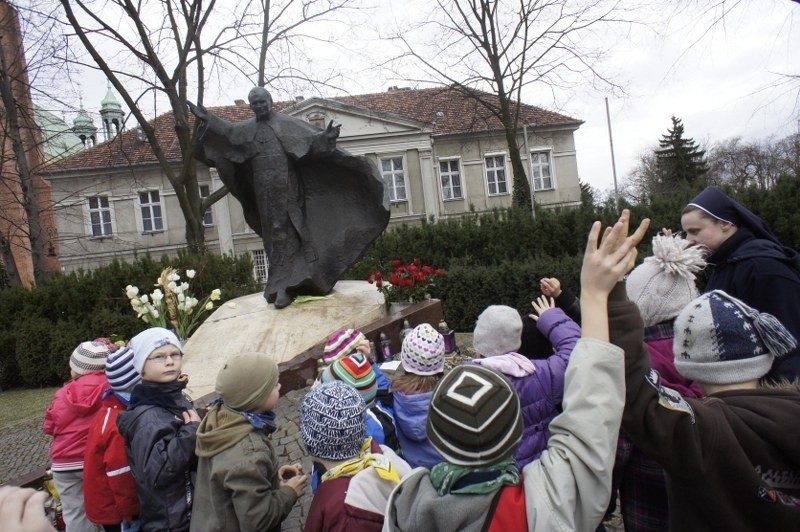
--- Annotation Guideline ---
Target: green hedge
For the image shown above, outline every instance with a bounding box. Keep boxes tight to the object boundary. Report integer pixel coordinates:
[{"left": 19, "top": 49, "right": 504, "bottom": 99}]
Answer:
[
  {"left": 347, "top": 175, "right": 800, "bottom": 333},
  {"left": 0, "top": 251, "right": 259, "bottom": 389},
  {"left": 4, "top": 175, "right": 798, "bottom": 388}
]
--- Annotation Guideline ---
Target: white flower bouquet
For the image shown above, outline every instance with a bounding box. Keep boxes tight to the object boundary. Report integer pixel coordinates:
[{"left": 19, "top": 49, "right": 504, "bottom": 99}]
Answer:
[{"left": 125, "top": 267, "right": 221, "bottom": 341}]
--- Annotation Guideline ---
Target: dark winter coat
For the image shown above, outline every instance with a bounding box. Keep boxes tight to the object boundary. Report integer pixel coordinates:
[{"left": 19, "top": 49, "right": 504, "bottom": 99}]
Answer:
[
  {"left": 705, "top": 227, "right": 800, "bottom": 380},
  {"left": 117, "top": 381, "right": 199, "bottom": 532},
  {"left": 612, "top": 289, "right": 800, "bottom": 531}
]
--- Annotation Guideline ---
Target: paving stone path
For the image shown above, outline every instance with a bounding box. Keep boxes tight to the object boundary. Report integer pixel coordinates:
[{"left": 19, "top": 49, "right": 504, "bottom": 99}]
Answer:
[{"left": 0, "top": 386, "right": 314, "bottom": 531}]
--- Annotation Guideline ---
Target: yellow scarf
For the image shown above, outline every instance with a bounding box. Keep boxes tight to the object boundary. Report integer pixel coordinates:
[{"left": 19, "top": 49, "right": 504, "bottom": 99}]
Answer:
[{"left": 320, "top": 438, "right": 401, "bottom": 484}]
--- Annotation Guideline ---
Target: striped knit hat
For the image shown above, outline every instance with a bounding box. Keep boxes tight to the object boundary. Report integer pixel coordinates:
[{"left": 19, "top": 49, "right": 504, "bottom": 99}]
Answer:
[
  {"left": 401, "top": 323, "right": 445, "bottom": 375},
  {"left": 70, "top": 340, "right": 114, "bottom": 375},
  {"left": 105, "top": 346, "right": 142, "bottom": 392},
  {"left": 322, "top": 328, "right": 366, "bottom": 364},
  {"left": 321, "top": 352, "right": 377, "bottom": 406},
  {"left": 300, "top": 381, "right": 367, "bottom": 461},
  {"left": 427, "top": 365, "right": 523, "bottom": 466},
  {"left": 673, "top": 290, "right": 797, "bottom": 384}
]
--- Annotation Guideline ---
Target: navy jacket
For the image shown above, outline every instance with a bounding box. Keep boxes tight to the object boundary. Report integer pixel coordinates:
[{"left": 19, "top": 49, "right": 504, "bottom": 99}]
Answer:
[{"left": 706, "top": 227, "right": 800, "bottom": 380}]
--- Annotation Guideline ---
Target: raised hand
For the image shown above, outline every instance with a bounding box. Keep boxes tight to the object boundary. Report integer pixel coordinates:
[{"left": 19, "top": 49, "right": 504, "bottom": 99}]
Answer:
[
  {"left": 581, "top": 210, "right": 650, "bottom": 298},
  {"left": 539, "top": 277, "right": 562, "bottom": 298},
  {"left": 529, "top": 295, "right": 556, "bottom": 322}
]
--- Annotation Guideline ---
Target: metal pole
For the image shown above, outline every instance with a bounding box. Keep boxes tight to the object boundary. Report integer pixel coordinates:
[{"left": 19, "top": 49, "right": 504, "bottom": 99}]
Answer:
[
  {"left": 523, "top": 123, "right": 535, "bottom": 220},
  {"left": 605, "top": 97, "right": 619, "bottom": 200}
]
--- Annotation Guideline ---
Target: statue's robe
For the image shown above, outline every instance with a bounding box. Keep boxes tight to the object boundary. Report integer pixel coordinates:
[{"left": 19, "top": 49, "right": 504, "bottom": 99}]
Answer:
[{"left": 195, "top": 110, "right": 390, "bottom": 306}]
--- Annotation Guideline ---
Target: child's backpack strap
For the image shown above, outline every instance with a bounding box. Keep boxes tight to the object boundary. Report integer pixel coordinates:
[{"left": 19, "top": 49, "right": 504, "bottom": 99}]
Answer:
[{"left": 485, "top": 482, "right": 527, "bottom": 532}]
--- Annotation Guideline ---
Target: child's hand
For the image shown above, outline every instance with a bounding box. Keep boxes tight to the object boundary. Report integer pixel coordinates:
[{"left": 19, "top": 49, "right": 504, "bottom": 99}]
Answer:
[
  {"left": 581, "top": 210, "right": 650, "bottom": 299},
  {"left": 355, "top": 340, "right": 371, "bottom": 357},
  {"left": 182, "top": 409, "right": 201, "bottom": 423},
  {"left": 539, "top": 278, "right": 562, "bottom": 298},
  {"left": 278, "top": 463, "right": 303, "bottom": 481},
  {"left": 529, "top": 295, "right": 556, "bottom": 322},
  {"left": 281, "top": 473, "right": 309, "bottom": 497},
  {"left": 0, "top": 486, "right": 56, "bottom": 532}
]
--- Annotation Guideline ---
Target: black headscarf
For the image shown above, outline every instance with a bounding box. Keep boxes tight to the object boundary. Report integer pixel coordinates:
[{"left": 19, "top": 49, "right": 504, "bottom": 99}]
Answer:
[{"left": 686, "top": 187, "right": 781, "bottom": 245}]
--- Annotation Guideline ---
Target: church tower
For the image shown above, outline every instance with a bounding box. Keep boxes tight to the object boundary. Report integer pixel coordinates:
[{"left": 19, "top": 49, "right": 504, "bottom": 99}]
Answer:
[
  {"left": 99, "top": 83, "right": 124, "bottom": 141},
  {"left": 72, "top": 99, "right": 97, "bottom": 147}
]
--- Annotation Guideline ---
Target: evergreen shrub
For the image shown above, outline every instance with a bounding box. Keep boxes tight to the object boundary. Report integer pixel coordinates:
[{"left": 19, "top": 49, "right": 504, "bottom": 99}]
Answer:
[{"left": 0, "top": 251, "right": 258, "bottom": 389}]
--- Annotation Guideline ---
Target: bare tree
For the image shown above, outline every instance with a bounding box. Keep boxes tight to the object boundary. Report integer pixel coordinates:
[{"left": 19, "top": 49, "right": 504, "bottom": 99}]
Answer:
[
  {"left": 0, "top": 0, "right": 73, "bottom": 286},
  {"left": 55, "top": 0, "right": 359, "bottom": 253},
  {"left": 706, "top": 134, "right": 800, "bottom": 190},
  {"left": 387, "top": 0, "right": 638, "bottom": 209}
]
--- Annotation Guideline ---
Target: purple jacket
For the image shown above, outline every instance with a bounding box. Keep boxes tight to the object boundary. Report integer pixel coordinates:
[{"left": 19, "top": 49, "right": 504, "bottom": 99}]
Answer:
[{"left": 474, "top": 308, "right": 580, "bottom": 467}]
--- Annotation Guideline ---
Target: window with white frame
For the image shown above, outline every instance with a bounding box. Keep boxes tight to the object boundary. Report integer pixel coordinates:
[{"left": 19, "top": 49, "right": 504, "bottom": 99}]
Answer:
[
  {"left": 139, "top": 190, "right": 164, "bottom": 232},
  {"left": 88, "top": 196, "right": 112, "bottom": 237},
  {"left": 530, "top": 151, "right": 553, "bottom": 191},
  {"left": 251, "top": 249, "right": 268, "bottom": 282},
  {"left": 484, "top": 154, "right": 509, "bottom": 195},
  {"left": 380, "top": 156, "right": 407, "bottom": 202},
  {"left": 438, "top": 158, "right": 463, "bottom": 200},
  {"left": 199, "top": 185, "right": 214, "bottom": 227}
]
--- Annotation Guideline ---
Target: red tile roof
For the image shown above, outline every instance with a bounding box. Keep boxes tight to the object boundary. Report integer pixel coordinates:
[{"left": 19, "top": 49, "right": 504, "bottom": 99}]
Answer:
[{"left": 45, "top": 86, "right": 581, "bottom": 172}]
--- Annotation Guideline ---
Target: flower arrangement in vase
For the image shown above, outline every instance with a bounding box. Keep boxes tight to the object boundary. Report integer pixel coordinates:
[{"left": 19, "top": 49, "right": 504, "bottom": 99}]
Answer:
[
  {"left": 367, "top": 259, "right": 444, "bottom": 307},
  {"left": 125, "top": 267, "right": 221, "bottom": 341}
]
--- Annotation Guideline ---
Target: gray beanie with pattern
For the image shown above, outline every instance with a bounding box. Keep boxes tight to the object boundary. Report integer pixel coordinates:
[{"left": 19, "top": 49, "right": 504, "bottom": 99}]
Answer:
[{"left": 673, "top": 290, "right": 797, "bottom": 384}]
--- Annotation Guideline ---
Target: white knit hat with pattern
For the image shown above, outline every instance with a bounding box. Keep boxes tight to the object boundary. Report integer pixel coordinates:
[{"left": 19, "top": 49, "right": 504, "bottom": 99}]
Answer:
[{"left": 401, "top": 323, "right": 445, "bottom": 375}]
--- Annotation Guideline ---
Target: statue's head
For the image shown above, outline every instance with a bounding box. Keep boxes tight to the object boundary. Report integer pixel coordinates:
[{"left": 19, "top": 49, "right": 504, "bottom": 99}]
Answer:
[{"left": 248, "top": 87, "right": 273, "bottom": 120}]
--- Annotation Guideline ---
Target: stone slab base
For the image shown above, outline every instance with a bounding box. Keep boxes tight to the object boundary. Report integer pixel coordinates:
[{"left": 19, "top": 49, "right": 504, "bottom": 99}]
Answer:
[{"left": 181, "top": 280, "right": 385, "bottom": 399}]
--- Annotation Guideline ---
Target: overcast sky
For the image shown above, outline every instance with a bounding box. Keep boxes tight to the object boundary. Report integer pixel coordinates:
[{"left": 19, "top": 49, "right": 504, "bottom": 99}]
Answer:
[{"left": 65, "top": 0, "right": 799, "bottom": 199}]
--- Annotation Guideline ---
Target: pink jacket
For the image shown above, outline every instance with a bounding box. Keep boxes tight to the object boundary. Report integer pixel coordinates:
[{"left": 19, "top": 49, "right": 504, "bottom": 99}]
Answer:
[{"left": 43, "top": 372, "right": 108, "bottom": 470}]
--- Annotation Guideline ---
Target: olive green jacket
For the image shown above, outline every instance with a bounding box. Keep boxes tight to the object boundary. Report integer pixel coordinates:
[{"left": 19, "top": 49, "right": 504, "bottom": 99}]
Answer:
[{"left": 191, "top": 405, "right": 297, "bottom": 532}]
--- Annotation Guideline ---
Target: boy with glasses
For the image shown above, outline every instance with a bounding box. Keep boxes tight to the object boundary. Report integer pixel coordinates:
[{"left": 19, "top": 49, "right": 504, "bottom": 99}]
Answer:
[{"left": 118, "top": 328, "right": 200, "bottom": 532}]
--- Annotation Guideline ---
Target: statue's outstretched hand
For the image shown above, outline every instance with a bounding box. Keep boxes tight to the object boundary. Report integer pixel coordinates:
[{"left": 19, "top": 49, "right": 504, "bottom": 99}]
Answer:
[
  {"left": 187, "top": 101, "right": 207, "bottom": 119},
  {"left": 325, "top": 120, "right": 341, "bottom": 140}
]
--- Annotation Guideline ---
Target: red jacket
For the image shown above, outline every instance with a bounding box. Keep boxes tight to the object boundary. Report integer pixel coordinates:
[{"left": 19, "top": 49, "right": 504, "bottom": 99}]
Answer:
[
  {"left": 43, "top": 372, "right": 108, "bottom": 470},
  {"left": 83, "top": 393, "right": 139, "bottom": 524}
]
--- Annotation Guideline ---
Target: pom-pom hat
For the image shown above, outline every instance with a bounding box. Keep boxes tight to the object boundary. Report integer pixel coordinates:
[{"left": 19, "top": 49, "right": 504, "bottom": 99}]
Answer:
[
  {"left": 473, "top": 305, "right": 523, "bottom": 356},
  {"left": 323, "top": 328, "right": 366, "bottom": 364},
  {"left": 320, "top": 352, "right": 377, "bottom": 406},
  {"left": 300, "top": 381, "right": 366, "bottom": 461},
  {"left": 673, "top": 290, "right": 797, "bottom": 384},
  {"left": 427, "top": 365, "right": 523, "bottom": 466},
  {"left": 70, "top": 340, "right": 114, "bottom": 375},
  {"left": 626, "top": 234, "right": 705, "bottom": 327},
  {"left": 400, "top": 323, "right": 445, "bottom": 375}
]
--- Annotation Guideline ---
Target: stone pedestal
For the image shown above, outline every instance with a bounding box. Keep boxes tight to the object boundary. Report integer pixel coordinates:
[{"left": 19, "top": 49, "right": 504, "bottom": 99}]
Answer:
[{"left": 181, "top": 280, "right": 385, "bottom": 399}]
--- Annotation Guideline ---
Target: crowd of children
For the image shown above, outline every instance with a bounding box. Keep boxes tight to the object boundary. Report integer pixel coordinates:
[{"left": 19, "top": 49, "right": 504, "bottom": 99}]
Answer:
[{"left": 23, "top": 187, "right": 800, "bottom": 532}]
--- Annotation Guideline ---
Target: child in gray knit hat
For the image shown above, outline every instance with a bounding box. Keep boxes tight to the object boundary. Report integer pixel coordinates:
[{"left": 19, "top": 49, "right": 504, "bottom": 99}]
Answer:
[{"left": 613, "top": 284, "right": 800, "bottom": 531}]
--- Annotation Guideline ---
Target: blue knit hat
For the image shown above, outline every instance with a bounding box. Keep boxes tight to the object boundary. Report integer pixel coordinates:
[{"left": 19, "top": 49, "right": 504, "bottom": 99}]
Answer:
[{"left": 673, "top": 290, "right": 797, "bottom": 384}]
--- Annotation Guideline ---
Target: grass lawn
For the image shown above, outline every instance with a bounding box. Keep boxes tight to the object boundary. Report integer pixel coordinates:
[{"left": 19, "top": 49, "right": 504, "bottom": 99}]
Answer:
[{"left": 0, "top": 387, "right": 57, "bottom": 429}]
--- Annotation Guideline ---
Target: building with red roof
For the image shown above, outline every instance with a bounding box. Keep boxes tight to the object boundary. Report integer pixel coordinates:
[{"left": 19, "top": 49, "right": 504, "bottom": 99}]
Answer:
[{"left": 42, "top": 85, "right": 583, "bottom": 275}]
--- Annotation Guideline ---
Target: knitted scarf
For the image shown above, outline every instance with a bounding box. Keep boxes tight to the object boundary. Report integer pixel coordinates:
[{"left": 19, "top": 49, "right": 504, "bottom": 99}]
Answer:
[{"left": 429, "top": 456, "right": 519, "bottom": 496}]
